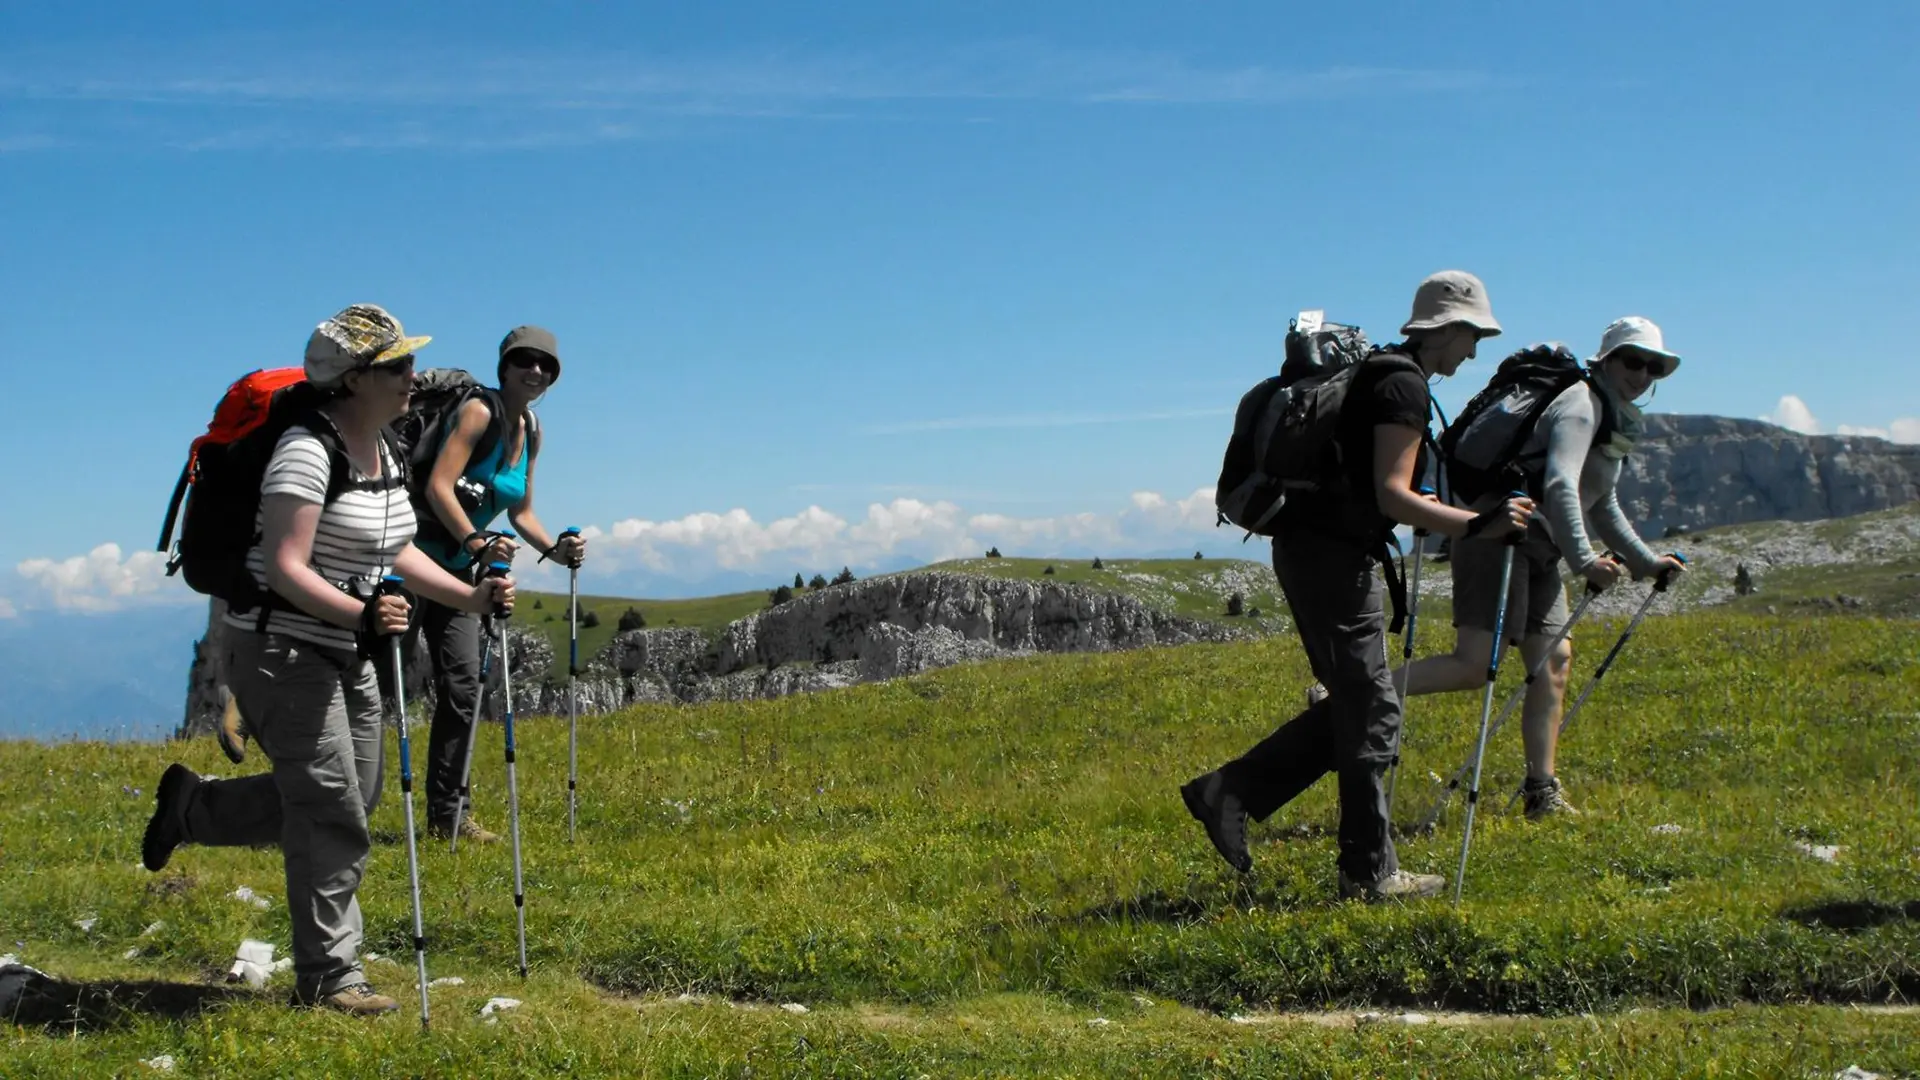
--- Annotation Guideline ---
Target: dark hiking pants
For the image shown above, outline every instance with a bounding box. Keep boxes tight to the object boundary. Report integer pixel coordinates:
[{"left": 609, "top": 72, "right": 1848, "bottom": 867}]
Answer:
[
  {"left": 1216, "top": 528, "right": 1401, "bottom": 885},
  {"left": 414, "top": 596, "right": 487, "bottom": 824}
]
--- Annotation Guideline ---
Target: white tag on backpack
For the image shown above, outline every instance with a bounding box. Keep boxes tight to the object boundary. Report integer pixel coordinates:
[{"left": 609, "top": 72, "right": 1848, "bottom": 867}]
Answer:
[{"left": 1295, "top": 309, "right": 1324, "bottom": 334}]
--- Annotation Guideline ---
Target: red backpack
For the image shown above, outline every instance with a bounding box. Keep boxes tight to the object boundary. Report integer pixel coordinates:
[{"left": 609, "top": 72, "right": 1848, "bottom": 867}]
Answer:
[{"left": 157, "top": 368, "right": 397, "bottom": 612}]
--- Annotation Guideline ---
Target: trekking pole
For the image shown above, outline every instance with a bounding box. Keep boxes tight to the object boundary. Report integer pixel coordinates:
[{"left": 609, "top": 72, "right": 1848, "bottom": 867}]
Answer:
[
  {"left": 378, "top": 575, "right": 431, "bottom": 1030},
  {"left": 485, "top": 559, "right": 531, "bottom": 979},
  {"left": 560, "top": 526, "right": 582, "bottom": 843},
  {"left": 1454, "top": 499, "right": 1525, "bottom": 906},
  {"left": 450, "top": 619, "right": 494, "bottom": 854},
  {"left": 1385, "top": 487, "right": 1436, "bottom": 817},
  {"left": 451, "top": 529, "right": 514, "bottom": 855},
  {"left": 1415, "top": 575, "right": 1609, "bottom": 835},
  {"left": 1555, "top": 554, "right": 1688, "bottom": 744}
]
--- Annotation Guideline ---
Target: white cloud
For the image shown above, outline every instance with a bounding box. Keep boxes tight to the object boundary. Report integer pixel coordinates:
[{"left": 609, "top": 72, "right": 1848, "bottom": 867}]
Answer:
[
  {"left": 14, "top": 543, "right": 187, "bottom": 614},
  {"left": 13, "top": 487, "right": 1241, "bottom": 610},
  {"left": 1761, "top": 396, "right": 1920, "bottom": 444},
  {"left": 583, "top": 488, "right": 1229, "bottom": 585},
  {"left": 1761, "top": 395, "right": 1821, "bottom": 435},
  {"left": 0, "top": 595, "right": 16, "bottom": 619}
]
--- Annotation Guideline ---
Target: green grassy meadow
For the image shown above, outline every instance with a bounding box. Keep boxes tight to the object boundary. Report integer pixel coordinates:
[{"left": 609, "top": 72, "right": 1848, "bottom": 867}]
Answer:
[{"left": 6, "top": 604, "right": 1920, "bottom": 1075}]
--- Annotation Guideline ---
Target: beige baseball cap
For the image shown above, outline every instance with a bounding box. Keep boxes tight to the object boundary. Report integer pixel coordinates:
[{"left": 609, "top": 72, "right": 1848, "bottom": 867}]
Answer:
[
  {"left": 304, "top": 304, "right": 431, "bottom": 388},
  {"left": 1399, "top": 270, "right": 1502, "bottom": 337}
]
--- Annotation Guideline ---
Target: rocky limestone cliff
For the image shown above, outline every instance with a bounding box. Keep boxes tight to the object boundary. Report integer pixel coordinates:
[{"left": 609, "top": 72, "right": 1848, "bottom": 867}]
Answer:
[
  {"left": 177, "top": 571, "right": 1252, "bottom": 736},
  {"left": 1617, "top": 415, "right": 1920, "bottom": 537}
]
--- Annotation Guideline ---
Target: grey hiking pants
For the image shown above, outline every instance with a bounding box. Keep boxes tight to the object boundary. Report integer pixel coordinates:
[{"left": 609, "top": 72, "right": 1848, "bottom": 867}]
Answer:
[
  {"left": 178, "top": 629, "right": 385, "bottom": 1000},
  {"left": 1216, "top": 528, "right": 1401, "bottom": 885}
]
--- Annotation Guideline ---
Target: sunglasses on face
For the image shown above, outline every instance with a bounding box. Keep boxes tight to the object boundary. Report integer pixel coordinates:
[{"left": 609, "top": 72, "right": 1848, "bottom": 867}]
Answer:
[
  {"left": 359, "top": 355, "right": 415, "bottom": 377},
  {"left": 504, "top": 350, "right": 558, "bottom": 377},
  {"left": 1614, "top": 351, "right": 1672, "bottom": 379}
]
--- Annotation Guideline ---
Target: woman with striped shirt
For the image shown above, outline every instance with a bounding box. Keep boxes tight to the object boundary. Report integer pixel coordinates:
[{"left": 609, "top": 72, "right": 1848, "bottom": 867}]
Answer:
[{"left": 141, "top": 305, "right": 515, "bottom": 1016}]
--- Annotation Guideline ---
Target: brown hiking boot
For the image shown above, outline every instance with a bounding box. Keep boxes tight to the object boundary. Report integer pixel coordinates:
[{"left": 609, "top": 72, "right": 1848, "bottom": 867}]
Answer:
[
  {"left": 429, "top": 815, "right": 501, "bottom": 844},
  {"left": 216, "top": 696, "right": 249, "bottom": 765},
  {"left": 309, "top": 983, "right": 399, "bottom": 1016},
  {"left": 1339, "top": 868, "right": 1446, "bottom": 903}
]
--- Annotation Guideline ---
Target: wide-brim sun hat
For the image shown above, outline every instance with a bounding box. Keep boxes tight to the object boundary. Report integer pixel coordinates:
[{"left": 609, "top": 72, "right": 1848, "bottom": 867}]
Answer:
[
  {"left": 1593, "top": 315, "right": 1680, "bottom": 375},
  {"left": 304, "top": 303, "right": 430, "bottom": 388},
  {"left": 1399, "top": 270, "right": 1502, "bottom": 337}
]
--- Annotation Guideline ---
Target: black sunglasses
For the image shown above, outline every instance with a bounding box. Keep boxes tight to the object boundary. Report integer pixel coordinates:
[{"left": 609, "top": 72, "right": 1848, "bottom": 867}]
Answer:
[
  {"left": 1614, "top": 351, "right": 1672, "bottom": 379},
  {"left": 504, "top": 350, "right": 558, "bottom": 376}
]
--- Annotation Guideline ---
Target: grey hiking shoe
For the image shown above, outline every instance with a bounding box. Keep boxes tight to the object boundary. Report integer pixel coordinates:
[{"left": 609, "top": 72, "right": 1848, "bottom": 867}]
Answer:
[
  {"left": 429, "top": 815, "right": 501, "bottom": 844},
  {"left": 142, "top": 764, "right": 200, "bottom": 872},
  {"left": 304, "top": 983, "right": 399, "bottom": 1016},
  {"left": 216, "top": 696, "right": 249, "bottom": 765},
  {"left": 1339, "top": 868, "right": 1446, "bottom": 903},
  {"left": 1521, "top": 776, "right": 1580, "bottom": 821},
  {"left": 1180, "top": 771, "right": 1251, "bottom": 873},
  {"left": 1305, "top": 682, "right": 1329, "bottom": 709}
]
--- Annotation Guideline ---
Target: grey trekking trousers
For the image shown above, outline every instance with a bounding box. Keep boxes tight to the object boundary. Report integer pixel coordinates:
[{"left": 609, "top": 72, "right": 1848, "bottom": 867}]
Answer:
[
  {"left": 1216, "top": 527, "right": 1402, "bottom": 885},
  {"left": 179, "top": 629, "right": 385, "bottom": 1001}
]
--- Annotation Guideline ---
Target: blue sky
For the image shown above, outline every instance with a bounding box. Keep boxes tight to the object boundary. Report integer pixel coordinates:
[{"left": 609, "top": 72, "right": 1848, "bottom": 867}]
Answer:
[{"left": 3, "top": 0, "right": 1917, "bottom": 618}]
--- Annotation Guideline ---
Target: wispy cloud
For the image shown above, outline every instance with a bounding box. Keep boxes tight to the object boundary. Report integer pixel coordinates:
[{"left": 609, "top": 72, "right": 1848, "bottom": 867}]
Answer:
[
  {"left": 865, "top": 406, "right": 1230, "bottom": 435},
  {"left": 0, "top": 40, "right": 1497, "bottom": 151}
]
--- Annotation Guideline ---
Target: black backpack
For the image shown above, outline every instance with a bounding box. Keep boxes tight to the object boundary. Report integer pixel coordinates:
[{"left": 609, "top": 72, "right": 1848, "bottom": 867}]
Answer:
[
  {"left": 1439, "top": 343, "right": 1614, "bottom": 505},
  {"left": 158, "top": 369, "right": 405, "bottom": 615},
  {"left": 389, "top": 368, "right": 541, "bottom": 544},
  {"left": 1214, "top": 315, "right": 1415, "bottom": 538}
]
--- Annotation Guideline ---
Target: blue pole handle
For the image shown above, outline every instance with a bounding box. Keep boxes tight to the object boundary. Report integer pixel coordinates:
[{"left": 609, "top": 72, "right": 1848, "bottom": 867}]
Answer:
[{"left": 485, "top": 561, "right": 512, "bottom": 620}]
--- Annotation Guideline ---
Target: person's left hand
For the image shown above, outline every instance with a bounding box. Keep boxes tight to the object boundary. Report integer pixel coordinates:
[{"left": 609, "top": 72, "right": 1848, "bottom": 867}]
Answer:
[{"left": 552, "top": 532, "right": 588, "bottom": 569}]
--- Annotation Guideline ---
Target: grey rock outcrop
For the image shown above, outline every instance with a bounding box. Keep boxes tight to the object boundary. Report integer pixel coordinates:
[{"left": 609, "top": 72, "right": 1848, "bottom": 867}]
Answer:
[
  {"left": 714, "top": 571, "right": 1247, "bottom": 673},
  {"left": 1617, "top": 415, "right": 1920, "bottom": 537},
  {"left": 177, "top": 571, "right": 1252, "bottom": 736}
]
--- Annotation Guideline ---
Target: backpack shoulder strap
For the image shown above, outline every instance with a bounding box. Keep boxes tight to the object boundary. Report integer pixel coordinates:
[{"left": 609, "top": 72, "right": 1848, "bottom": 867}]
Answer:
[{"left": 1582, "top": 372, "right": 1618, "bottom": 448}]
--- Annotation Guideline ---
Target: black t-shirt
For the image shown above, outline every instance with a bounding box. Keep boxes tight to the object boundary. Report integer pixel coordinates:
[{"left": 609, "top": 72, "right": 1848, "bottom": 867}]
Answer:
[{"left": 1277, "top": 351, "right": 1432, "bottom": 541}]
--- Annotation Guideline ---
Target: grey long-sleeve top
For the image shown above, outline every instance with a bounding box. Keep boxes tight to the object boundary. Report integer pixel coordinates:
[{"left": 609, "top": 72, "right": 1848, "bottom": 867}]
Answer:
[{"left": 1519, "top": 382, "right": 1662, "bottom": 577}]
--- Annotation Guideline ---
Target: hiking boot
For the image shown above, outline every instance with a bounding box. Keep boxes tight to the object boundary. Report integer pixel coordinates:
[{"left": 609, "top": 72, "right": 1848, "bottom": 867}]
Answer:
[
  {"left": 306, "top": 983, "right": 399, "bottom": 1016},
  {"left": 1180, "top": 772, "right": 1251, "bottom": 873},
  {"left": 1305, "top": 682, "right": 1329, "bottom": 709},
  {"left": 429, "top": 815, "right": 501, "bottom": 844},
  {"left": 1522, "top": 776, "right": 1580, "bottom": 821},
  {"left": 216, "top": 696, "right": 249, "bottom": 765},
  {"left": 1339, "top": 868, "right": 1446, "bottom": 903},
  {"left": 142, "top": 764, "right": 200, "bottom": 872}
]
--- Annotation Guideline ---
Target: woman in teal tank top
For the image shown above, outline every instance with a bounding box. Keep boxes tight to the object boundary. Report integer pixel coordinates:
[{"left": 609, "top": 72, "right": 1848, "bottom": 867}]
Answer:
[{"left": 414, "top": 325, "right": 587, "bottom": 841}]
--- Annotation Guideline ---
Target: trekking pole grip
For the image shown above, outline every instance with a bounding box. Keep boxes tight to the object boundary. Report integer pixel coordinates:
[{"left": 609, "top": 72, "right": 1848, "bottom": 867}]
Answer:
[
  {"left": 1654, "top": 552, "right": 1689, "bottom": 592},
  {"left": 485, "top": 561, "right": 512, "bottom": 621},
  {"left": 539, "top": 525, "right": 582, "bottom": 565},
  {"left": 1413, "top": 486, "right": 1435, "bottom": 539},
  {"left": 1502, "top": 490, "right": 1527, "bottom": 547}
]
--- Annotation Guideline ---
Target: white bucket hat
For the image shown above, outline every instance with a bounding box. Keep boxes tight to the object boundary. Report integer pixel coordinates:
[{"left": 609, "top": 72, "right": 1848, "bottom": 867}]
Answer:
[
  {"left": 1593, "top": 316, "right": 1680, "bottom": 375},
  {"left": 1399, "top": 270, "right": 1501, "bottom": 337}
]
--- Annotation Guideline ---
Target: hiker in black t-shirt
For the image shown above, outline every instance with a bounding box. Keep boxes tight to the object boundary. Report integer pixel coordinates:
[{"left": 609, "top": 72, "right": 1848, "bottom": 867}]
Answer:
[{"left": 1181, "top": 271, "right": 1533, "bottom": 903}]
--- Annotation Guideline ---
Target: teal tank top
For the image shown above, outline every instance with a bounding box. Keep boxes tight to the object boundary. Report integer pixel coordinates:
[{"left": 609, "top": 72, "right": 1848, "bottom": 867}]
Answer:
[{"left": 419, "top": 419, "right": 532, "bottom": 572}]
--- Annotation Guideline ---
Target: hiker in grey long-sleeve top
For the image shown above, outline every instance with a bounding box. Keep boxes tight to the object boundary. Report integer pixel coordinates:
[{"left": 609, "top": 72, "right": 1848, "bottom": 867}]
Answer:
[{"left": 1397, "top": 316, "right": 1688, "bottom": 819}]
